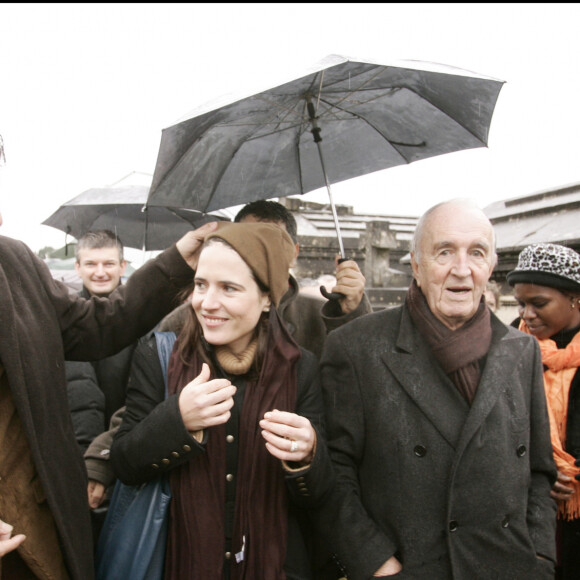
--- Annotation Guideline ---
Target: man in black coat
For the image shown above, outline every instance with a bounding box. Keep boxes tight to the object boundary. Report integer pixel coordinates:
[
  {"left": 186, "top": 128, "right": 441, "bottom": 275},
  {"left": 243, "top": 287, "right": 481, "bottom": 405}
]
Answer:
[{"left": 316, "top": 199, "right": 557, "bottom": 579}]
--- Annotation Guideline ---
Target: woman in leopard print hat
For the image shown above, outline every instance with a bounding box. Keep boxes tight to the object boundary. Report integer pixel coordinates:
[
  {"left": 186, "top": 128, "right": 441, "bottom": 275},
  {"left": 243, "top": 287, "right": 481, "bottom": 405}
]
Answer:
[{"left": 508, "top": 242, "right": 580, "bottom": 579}]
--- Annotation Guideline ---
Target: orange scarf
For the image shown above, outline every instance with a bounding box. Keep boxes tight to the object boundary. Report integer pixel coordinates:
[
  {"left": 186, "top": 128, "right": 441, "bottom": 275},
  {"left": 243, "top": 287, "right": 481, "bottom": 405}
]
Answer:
[{"left": 520, "top": 320, "right": 580, "bottom": 520}]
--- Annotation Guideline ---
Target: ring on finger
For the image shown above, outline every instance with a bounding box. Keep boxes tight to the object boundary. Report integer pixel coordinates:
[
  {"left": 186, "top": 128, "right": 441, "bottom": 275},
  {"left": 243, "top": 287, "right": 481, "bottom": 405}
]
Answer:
[{"left": 290, "top": 439, "right": 298, "bottom": 453}]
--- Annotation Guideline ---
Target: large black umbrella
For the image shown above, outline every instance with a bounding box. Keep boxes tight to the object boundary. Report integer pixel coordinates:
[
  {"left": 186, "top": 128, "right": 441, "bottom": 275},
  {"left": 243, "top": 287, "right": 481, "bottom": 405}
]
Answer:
[
  {"left": 42, "top": 184, "right": 228, "bottom": 251},
  {"left": 147, "top": 54, "right": 504, "bottom": 296}
]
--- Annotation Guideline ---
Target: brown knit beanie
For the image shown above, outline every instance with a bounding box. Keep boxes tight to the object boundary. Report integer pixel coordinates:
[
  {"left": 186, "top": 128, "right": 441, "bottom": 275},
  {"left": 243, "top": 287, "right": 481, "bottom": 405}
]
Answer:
[{"left": 205, "top": 221, "right": 295, "bottom": 306}]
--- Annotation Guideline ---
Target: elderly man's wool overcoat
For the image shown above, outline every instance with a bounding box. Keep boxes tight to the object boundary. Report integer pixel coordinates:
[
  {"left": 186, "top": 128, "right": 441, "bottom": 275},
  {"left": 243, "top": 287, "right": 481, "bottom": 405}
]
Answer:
[{"left": 317, "top": 304, "right": 557, "bottom": 580}]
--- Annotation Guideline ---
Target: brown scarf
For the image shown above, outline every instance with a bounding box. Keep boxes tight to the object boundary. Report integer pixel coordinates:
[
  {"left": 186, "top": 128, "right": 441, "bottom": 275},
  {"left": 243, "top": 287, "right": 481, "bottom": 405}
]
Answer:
[
  {"left": 406, "top": 280, "right": 492, "bottom": 404},
  {"left": 164, "top": 308, "right": 300, "bottom": 580}
]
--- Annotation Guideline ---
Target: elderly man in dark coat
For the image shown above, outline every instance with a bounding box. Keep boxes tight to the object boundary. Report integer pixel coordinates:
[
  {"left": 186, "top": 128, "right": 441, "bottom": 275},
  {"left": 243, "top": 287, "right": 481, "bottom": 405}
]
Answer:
[
  {"left": 317, "top": 199, "right": 557, "bottom": 579},
  {"left": 0, "top": 211, "right": 217, "bottom": 579}
]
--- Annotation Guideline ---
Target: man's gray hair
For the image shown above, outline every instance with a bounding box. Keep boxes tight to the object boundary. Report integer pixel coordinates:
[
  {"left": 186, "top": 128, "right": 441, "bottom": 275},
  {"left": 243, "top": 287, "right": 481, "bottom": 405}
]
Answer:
[
  {"left": 411, "top": 198, "right": 496, "bottom": 260},
  {"left": 75, "top": 230, "right": 124, "bottom": 262}
]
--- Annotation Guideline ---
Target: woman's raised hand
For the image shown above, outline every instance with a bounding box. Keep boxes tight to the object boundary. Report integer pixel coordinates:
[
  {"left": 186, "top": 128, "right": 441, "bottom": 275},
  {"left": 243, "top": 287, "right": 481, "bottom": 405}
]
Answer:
[{"left": 178, "top": 363, "right": 236, "bottom": 432}]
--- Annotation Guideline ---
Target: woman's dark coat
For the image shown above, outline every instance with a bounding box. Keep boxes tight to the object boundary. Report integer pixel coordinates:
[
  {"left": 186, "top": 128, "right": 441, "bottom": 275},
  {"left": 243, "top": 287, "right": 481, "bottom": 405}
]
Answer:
[
  {"left": 110, "top": 334, "right": 334, "bottom": 579},
  {"left": 317, "top": 304, "right": 557, "bottom": 580},
  {"left": 0, "top": 235, "right": 194, "bottom": 579}
]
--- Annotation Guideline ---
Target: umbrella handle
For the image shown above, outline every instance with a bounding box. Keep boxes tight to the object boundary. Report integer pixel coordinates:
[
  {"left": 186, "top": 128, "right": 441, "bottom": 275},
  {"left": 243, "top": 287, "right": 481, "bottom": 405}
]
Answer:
[
  {"left": 319, "top": 258, "right": 347, "bottom": 302},
  {"left": 319, "top": 286, "right": 345, "bottom": 301}
]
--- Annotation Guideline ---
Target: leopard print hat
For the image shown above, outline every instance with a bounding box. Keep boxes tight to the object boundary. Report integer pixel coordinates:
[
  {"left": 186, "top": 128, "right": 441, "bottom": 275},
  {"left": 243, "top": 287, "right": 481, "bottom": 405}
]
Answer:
[{"left": 507, "top": 242, "right": 580, "bottom": 292}]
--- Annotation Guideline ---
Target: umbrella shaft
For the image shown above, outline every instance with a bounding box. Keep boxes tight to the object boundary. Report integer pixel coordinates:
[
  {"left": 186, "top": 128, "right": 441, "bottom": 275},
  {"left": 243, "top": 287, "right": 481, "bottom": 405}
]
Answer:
[
  {"left": 307, "top": 96, "right": 345, "bottom": 259},
  {"left": 314, "top": 140, "right": 346, "bottom": 260}
]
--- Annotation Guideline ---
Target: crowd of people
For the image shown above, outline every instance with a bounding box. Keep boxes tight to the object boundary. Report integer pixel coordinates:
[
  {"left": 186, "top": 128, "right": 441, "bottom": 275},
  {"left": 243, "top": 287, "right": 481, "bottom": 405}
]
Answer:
[{"left": 2, "top": 145, "right": 580, "bottom": 579}]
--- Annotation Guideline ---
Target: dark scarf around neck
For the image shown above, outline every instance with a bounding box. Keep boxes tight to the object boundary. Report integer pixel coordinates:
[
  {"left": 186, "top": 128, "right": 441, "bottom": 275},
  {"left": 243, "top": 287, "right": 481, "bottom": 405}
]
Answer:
[
  {"left": 406, "top": 280, "right": 492, "bottom": 404},
  {"left": 164, "top": 308, "right": 300, "bottom": 580}
]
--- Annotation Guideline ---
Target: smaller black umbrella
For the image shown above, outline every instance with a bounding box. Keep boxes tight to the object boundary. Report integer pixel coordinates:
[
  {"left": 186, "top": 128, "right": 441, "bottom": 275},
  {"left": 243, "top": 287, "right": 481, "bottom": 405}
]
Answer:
[{"left": 42, "top": 184, "right": 228, "bottom": 251}]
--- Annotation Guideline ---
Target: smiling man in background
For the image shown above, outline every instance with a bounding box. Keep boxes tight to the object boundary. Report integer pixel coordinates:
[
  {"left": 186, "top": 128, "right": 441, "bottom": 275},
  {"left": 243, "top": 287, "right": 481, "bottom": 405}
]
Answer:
[
  {"left": 75, "top": 230, "right": 127, "bottom": 297},
  {"left": 70, "top": 230, "right": 135, "bottom": 432}
]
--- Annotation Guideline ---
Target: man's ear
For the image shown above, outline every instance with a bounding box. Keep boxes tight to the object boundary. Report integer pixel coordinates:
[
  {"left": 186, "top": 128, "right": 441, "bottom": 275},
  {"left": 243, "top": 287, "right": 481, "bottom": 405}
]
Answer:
[
  {"left": 120, "top": 260, "right": 128, "bottom": 277},
  {"left": 410, "top": 252, "right": 420, "bottom": 285},
  {"left": 289, "top": 243, "right": 299, "bottom": 269}
]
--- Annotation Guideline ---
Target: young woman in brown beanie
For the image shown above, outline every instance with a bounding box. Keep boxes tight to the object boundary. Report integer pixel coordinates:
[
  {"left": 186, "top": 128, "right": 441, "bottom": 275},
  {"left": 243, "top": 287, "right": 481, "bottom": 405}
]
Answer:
[
  {"left": 110, "top": 222, "right": 333, "bottom": 580},
  {"left": 508, "top": 242, "right": 580, "bottom": 580}
]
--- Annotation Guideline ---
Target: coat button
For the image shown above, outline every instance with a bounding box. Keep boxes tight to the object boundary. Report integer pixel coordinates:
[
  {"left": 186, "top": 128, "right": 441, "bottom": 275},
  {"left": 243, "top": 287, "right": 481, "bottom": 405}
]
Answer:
[
  {"left": 226, "top": 435, "right": 234, "bottom": 443},
  {"left": 225, "top": 552, "right": 231, "bottom": 560},
  {"left": 414, "top": 445, "right": 427, "bottom": 457},
  {"left": 226, "top": 473, "right": 234, "bottom": 482},
  {"left": 183, "top": 444, "right": 191, "bottom": 452},
  {"left": 501, "top": 516, "right": 510, "bottom": 528},
  {"left": 171, "top": 451, "right": 180, "bottom": 458},
  {"left": 516, "top": 445, "right": 527, "bottom": 457},
  {"left": 449, "top": 520, "right": 458, "bottom": 532},
  {"left": 152, "top": 464, "right": 159, "bottom": 469},
  {"left": 162, "top": 458, "right": 170, "bottom": 465}
]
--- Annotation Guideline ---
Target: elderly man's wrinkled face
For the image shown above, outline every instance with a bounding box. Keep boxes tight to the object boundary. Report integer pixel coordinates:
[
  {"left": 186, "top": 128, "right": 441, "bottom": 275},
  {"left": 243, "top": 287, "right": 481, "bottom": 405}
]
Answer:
[{"left": 411, "top": 204, "right": 496, "bottom": 330}]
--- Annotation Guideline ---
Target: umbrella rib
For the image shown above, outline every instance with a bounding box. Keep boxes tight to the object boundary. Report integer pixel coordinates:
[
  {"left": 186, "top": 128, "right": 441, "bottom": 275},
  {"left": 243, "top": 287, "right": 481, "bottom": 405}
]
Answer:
[
  {"left": 317, "top": 86, "right": 488, "bottom": 148},
  {"left": 202, "top": 110, "right": 287, "bottom": 209},
  {"left": 318, "top": 87, "right": 402, "bottom": 118},
  {"left": 328, "top": 83, "right": 490, "bottom": 146},
  {"left": 317, "top": 97, "right": 427, "bottom": 150},
  {"left": 314, "top": 65, "right": 492, "bottom": 145},
  {"left": 314, "top": 65, "right": 387, "bottom": 111}
]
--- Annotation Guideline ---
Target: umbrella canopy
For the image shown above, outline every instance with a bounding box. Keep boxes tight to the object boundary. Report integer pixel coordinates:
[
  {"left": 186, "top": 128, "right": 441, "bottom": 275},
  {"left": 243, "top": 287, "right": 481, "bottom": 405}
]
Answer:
[
  {"left": 42, "top": 184, "right": 228, "bottom": 251},
  {"left": 147, "top": 54, "right": 505, "bottom": 221}
]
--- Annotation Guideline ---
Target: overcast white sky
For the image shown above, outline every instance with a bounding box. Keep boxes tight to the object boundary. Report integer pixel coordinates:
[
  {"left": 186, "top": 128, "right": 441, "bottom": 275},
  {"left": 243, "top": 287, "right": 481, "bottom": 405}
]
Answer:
[{"left": 1, "top": 3, "right": 579, "bottom": 256}]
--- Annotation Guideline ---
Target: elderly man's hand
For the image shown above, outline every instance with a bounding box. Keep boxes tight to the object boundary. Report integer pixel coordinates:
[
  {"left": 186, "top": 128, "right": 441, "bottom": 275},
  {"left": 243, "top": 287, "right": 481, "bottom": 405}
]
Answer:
[
  {"left": 333, "top": 257, "right": 366, "bottom": 314},
  {"left": 373, "top": 555, "right": 402, "bottom": 576},
  {"left": 0, "top": 519, "right": 26, "bottom": 558},
  {"left": 175, "top": 221, "right": 220, "bottom": 270}
]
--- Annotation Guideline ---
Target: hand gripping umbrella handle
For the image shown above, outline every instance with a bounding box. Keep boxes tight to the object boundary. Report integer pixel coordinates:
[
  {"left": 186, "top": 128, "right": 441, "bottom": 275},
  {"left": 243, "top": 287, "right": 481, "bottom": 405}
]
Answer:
[{"left": 319, "top": 258, "right": 347, "bottom": 302}]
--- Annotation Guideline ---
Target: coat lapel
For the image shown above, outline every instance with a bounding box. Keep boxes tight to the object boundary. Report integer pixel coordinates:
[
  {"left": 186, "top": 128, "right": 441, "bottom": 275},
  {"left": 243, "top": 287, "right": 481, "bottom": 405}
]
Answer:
[
  {"left": 455, "top": 316, "right": 512, "bottom": 455},
  {"left": 381, "top": 306, "right": 469, "bottom": 449}
]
